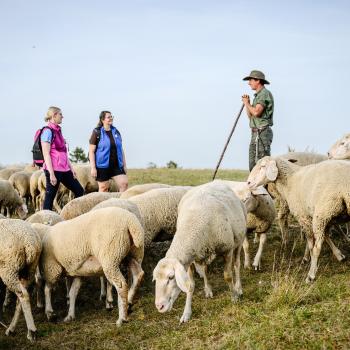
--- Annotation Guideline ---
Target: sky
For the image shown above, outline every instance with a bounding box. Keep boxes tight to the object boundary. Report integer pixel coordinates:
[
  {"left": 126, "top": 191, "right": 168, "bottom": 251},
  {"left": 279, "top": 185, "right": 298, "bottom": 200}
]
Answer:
[{"left": 1, "top": 0, "right": 349, "bottom": 170}]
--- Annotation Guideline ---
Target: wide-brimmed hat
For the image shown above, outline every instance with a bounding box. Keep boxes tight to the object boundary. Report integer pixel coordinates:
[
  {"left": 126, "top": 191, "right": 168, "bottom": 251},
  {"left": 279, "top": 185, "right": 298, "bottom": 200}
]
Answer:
[{"left": 243, "top": 70, "right": 270, "bottom": 85}]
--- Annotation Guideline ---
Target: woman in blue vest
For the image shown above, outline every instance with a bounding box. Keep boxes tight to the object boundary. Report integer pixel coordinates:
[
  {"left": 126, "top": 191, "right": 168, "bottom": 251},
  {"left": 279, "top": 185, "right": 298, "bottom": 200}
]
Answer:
[{"left": 89, "top": 111, "right": 128, "bottom": 192}]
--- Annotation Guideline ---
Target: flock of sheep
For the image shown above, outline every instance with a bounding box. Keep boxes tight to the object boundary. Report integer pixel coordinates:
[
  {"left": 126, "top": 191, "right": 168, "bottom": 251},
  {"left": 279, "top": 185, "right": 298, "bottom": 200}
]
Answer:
[{"left": 0, "top": 133, "right": 349, "bottom": 342}]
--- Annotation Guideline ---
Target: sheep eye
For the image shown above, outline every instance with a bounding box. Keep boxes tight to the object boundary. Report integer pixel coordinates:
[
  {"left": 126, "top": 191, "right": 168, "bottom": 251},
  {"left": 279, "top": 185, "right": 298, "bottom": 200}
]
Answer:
[{"left": 169, "top": 275, "right": 174, "bottom": 280}]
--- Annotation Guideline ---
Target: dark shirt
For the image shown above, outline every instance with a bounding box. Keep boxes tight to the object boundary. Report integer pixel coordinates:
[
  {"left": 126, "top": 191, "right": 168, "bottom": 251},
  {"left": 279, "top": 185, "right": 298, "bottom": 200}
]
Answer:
[{"left": 89, "top": 129, "right": 118, "bottom": 168}]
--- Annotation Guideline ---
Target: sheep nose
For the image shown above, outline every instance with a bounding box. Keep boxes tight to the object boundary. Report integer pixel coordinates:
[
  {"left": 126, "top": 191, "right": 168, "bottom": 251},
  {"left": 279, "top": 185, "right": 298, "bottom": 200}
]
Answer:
[{"left": 156, "top": 302, "right": 164, "bottom": 311}]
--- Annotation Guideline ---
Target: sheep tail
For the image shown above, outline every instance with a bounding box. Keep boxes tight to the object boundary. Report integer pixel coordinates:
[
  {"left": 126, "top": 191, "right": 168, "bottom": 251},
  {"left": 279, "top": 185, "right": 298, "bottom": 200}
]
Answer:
[{"left": 127, "top": 215, "right": 144, "bottom": 249}]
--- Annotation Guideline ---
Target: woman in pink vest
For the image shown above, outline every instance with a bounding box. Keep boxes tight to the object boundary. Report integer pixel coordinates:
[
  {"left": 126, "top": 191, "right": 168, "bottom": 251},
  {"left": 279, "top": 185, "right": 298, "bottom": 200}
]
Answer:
[{"left": 41, "top": 106, "right": 84, "bottom": 210}]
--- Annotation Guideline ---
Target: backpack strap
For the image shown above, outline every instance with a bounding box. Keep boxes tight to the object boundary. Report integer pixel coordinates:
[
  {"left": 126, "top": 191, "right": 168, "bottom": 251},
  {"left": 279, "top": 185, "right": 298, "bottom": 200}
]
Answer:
[{"left": 94, "top": 126, "right": 102, "bottom": 145}]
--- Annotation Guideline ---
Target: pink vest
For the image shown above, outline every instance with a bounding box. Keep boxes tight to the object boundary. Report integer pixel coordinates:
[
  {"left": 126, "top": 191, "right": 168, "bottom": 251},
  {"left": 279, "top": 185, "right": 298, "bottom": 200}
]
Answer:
[{"left": 43, "top": 122, "right": 70, "bottom": 172}]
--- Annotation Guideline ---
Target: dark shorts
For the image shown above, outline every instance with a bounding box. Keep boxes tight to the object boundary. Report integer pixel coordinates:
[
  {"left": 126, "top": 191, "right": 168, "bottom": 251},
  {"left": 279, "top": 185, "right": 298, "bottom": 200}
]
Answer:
[{"left": 96, "top": 166, "right": 126, "bottom": 182}]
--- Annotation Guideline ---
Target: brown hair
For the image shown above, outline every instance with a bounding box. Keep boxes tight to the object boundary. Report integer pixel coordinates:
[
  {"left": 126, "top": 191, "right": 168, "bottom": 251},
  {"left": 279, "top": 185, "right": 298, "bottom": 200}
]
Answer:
[{"left": 97, "top": 110, "right": 112, "bottom": 127}]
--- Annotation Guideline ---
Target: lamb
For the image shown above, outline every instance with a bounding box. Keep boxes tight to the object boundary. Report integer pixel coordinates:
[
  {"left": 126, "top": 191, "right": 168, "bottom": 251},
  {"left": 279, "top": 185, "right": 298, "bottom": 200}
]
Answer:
[
  {"left": 29, "top": 170, "right": 43, "bottom": 211},
  {"left": 0, "top": 219, "right": 42, "bottom": 341},
  {"left": 220, "top": 180, "right": 276, "bottom": 270},
  {"left": 153, "top": 181, "right": 247, "bottom": 323},
  {"left": 120, "top": 183, "right": 172, "bottom": 199},
  {"left": 34, "top": 207, "right": 144, "bottom": 326},
  {"left": 0, "top": 180, "right": 28, "bottom": 218},
  {"left": 8, "top": 171, "right": 32, "bottom": 207},
  {"left": 26, "top": 210, "right": 63, "bottom": 225},
  {"left": 60, "top": 192, "right": 121, "bottom": 220},
  {"left": 328, "top": 133, "right": 350, "bottom": 160},
  {"left": 128, "top": 187, "right": 191, "bottom": 247},
  {"left": 247, "top": 156, "right": 350, "bottom": 282}
]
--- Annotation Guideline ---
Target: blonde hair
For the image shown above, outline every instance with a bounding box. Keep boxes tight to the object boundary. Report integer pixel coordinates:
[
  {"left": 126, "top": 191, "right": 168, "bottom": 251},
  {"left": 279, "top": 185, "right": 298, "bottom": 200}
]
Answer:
[{"left": 45, "top": 106, "right": 61, "bottom": 122}]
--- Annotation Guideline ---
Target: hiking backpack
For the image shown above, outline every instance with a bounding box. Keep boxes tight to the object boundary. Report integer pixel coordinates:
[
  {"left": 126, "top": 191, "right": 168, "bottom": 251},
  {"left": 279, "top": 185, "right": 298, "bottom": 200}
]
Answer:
[{"left": 32, "top": 126, "right": 55, "bottom": 167}]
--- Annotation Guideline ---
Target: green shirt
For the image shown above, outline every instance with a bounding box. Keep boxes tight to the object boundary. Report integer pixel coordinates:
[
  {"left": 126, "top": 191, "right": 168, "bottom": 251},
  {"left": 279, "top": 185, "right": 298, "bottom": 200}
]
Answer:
[{"left": 250, "top": 87, "right": 274, "bottom": 128}]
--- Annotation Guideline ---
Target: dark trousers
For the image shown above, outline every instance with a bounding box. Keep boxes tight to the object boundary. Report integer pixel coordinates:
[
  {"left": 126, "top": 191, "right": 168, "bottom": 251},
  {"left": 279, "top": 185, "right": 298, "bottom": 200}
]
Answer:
[
  {"left": 43, "top": 170, "right": 84, "bottom": 210},
  {"left": 249, "top": 127, "right": 273, "bottom": 171}
]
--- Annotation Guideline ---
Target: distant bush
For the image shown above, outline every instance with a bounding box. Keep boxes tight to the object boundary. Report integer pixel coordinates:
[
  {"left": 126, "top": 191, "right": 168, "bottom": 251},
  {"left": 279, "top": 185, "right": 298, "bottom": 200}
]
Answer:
[
  {"left": 166, "top": 160, "right": 178, "bottom": 169},
  {"left": 147, "top": 162, "right": 157, "bottom": 169},
  {"left": 69, "top": 147, "right": 89, "bottom": 163}
]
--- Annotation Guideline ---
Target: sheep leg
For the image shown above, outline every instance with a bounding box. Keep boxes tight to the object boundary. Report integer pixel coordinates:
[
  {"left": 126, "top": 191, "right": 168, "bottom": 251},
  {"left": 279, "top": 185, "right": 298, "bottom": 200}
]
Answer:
[
  {"left": 104, "top": 267, "right": 128, "bottom": 326},
  {"left": 223, "top": 249, "right": 234, "bottom": 297},
  {"left": 0, "top": 279, "right": 6, "bottom": 322},
  {"left": 242, "top": 237, "right": 250, "bottom": 269},
  {"left": 325, "top": 235, "right": 345, "bottom": 262},
  {"left": 35, "top": 267, "right": 44, "bottom": 309},
  {"left": 65, "top": 277, "right": 72, "bottom": 305},
  {"left": 100, "top": 276, "right": 106, "bottom": 301},
  {"left": 307, "top": 233, "right": 324, "bottom": 283},
  {"left": 4, "top": 279, "right": 37, "bottom": 342},
  {"left": 194, "top": 262, "right": 213, "bottom": 298},
  {"left": 232, "top": 246, "right": 243, "bottom": 301},
  {"left": 106, "top": 280, "right": 113, "bottom": 310},
  {"left": 3, "top": 288, "right": 13, "bottom": 311},
  {"left": 180, "top": 264, "right": 195, "bottom": 323},
  {"left": 127, "top": 258, "right": 144, "bottom": 305},
  {"left": 44, "top": 282, "right": 56, "bottom": 321},
  {"left": 278, "top": 201, "right": 290, "bottom": 244},
  {"left": 302, "top": 241, "right": 310, "bottom": 263},
  {"left": 252, "top": 233, "right": 267, "bottom": 270},
  {"left": 64, "top": 277, "right": 82, "bottom": 322}
]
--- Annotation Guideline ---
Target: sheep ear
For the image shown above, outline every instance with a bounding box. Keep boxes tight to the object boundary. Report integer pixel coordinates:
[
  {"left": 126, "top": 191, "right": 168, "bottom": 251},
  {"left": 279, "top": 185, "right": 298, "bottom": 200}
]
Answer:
[
  {"left": 174, "top": 261, "right": 190, "bottom": 293},
  {"left": 266, "top": 160, "right": 278, "bottom": 181},
  {"left": 251, "top": 186, "right": 268, "bottom": 196}
]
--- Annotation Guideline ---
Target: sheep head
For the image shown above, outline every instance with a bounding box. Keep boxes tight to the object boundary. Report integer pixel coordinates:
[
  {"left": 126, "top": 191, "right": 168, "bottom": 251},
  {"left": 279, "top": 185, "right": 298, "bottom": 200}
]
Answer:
[
  {"left": 153, "top": 258, "right": 189, "bottom": 313},
  {"left": 247, "top": 157, "right": 278, "bottom": 190},
  {"left": 328, "top": 133, "right": 350, "bottom": 160},
  {"left": 17, "top": 203, "right": 28, "bottom": 219}
]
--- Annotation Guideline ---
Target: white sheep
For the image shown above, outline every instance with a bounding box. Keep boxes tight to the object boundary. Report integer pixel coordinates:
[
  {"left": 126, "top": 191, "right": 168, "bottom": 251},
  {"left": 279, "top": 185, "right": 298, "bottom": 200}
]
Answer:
[
  {"left": 0, "top": 219, "right": 42, "bottom": 341},
  {"left": 328, "top": 133, "right": 350, "bottom": 160},
  {"left": 0, "top": 166, "right": 23, "bottom": 180},
  {"left": 247, "top": 156, "right": 350, "bottom": 282},
  {"left": 279, "top": 151, "right": 327, "bottom": 166},
  {"left": 153, "top": 181, "right": 247, "bottom": 323},
  {"left": 91, "top": 198, "right": 144, "bottom": 305},
  {"left": 128, "top": 187, "right": 191, "bottom": 247},
  {"left": 26, "top": 210, "right": 63, "bottom": 225},
  {"left": 29, "top": 170, "right": 43, "bottom": 211},
  {"left": 34, "top": 207, "right": 144, "bottom": 326},
  {"left": 120, "top": 183, "right": 172, "bottom": 199},
  {"left": 0, "top": 180, "right": 28, "bottom": 218},
  {"left": 8, "top": 171, "right": 32, "bottom": 207},
  {"left": 60, "top": 192, "right": 121, "bottom": 220},
  {"left": 220, "top": 180, "right": 276, "bottom": 270}
]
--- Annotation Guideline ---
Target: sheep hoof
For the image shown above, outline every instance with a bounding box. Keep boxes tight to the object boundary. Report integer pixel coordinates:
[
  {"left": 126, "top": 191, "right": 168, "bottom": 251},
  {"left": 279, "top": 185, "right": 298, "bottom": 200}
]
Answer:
[
  {"left": 244, "top": 264, "right": 251, "bottom": 270},
  {"left": 337, "top": 253, "right": 346, "bottom": 262},
  {"left": 27, "top": 330, "right": 37, "bottom": 342},
  {"left": 64, "top": 315, "right": 75, "bottom": 323},
  {"left": 116, "top": 318, "right": 128, "bottom": 327},
  {"left": 46, "top": 312, "right": 57, "bottom": 322},
  {"left": 302, "top": 257, "right": 310, "bottom": 264},
  {"left": 106, "top": 302, "right": 114, "bottom": 311},
  {"left": 180, "top": 312, "right": 191, "bottom": 323},
  {"left": 305, "top": 276, "right": 315, "bottom": 284},
  {"left": 204, "top": 288, "right": 213, "bottom": 298},
  {"left": 5, "top": 328, "right": 14, "bottom": 337},
  {"left": 36, "top": 302, "right": 44, "bottom": 309},
  {"left": 232, "top": 292, "right": 243, "bottom": 303}
]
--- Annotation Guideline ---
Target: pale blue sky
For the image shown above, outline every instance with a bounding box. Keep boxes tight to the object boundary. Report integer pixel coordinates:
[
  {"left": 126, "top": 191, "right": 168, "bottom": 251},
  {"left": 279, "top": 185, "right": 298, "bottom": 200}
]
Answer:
[{"left": 1, "top": 0, "right": 349, "bottom": 169}]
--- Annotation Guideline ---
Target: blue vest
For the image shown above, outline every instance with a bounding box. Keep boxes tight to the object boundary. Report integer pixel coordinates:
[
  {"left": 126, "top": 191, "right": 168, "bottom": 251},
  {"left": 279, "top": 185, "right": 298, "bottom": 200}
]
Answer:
[{"left": 95, "top": 126, "right": 124, "bottom": 169}]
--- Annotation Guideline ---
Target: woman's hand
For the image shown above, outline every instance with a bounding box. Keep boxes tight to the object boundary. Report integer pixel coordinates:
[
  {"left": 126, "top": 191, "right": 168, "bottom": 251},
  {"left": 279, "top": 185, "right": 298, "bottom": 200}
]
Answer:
[
  {"left": 91, "top": 167, "right": 97, "bottom": 178},
  {"left": 50, "top": 172, "right": 57, "bottom": 186}
]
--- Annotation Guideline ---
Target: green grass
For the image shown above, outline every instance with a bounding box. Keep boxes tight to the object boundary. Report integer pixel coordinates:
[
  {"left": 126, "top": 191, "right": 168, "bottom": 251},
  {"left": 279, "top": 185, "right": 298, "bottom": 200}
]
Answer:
[{"left": 2, "top": 168, "right": 350, "bottom": 349}]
